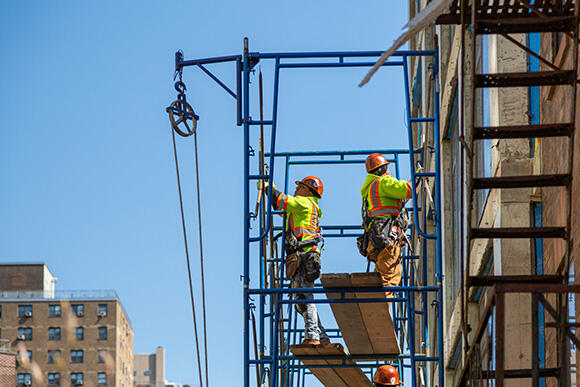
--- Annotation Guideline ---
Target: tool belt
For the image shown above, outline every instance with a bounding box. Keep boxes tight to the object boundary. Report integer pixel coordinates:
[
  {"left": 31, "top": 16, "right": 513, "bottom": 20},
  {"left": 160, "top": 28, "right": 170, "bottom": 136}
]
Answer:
[
  {"left": 358, "top": 216, "right": 409, "bottom": 257},
  {"left": 285, "top": 251, "right": 322, "bottom": 281}
]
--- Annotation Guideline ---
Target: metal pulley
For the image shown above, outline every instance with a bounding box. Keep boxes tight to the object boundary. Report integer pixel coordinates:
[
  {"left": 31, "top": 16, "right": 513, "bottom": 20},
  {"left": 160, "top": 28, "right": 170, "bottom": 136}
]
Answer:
[{"left": 166, "top": 80, "right": 199, "bottom": 137}]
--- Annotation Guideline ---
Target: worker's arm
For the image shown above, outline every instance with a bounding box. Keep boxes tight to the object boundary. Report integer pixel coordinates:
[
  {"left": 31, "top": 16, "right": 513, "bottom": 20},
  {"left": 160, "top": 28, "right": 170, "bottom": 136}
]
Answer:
[
  {"left": 379, "top": 176, "right": 412, "bottom": 199},
  {"left": 271, "top": 188, "right": 308, "bottom": 214}
]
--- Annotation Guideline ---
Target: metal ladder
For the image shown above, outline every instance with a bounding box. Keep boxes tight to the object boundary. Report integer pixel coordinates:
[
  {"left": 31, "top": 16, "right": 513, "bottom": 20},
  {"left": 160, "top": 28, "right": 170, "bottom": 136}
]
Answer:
[{"left": 450, "top": 0, "right": 579, "bottom": 385}]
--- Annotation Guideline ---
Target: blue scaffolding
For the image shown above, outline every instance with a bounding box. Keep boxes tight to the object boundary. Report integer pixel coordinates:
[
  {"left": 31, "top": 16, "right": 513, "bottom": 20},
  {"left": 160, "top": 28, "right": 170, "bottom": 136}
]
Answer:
[{"left": 171, "top": 39, "right": 443, "bottom": 387}]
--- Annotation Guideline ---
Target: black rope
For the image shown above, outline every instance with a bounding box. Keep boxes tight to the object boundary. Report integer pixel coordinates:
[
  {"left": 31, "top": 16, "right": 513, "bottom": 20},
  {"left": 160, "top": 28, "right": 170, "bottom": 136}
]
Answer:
[
  {"left": 170, "top": 127, "right": 205, "bottom": 387},
  {"left": 192, "top": 125, "right": 210, "bottom": 386}
]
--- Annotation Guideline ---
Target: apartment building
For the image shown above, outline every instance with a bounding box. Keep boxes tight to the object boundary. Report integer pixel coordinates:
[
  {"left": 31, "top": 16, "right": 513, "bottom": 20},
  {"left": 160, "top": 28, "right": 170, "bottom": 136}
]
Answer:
[
  {"left": 0, "top": 263, "right": 134, "bottom": 387},
  {"left": 134, "top": 347, "right": 165, "bottom": 387}
]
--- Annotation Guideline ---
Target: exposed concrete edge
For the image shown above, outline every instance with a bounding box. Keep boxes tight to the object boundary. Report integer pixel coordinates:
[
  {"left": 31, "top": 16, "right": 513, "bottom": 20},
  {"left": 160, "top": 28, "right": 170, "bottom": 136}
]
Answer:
[
  {"left": 444, "top": 292, "right": 462, "bottom": 368},
  {"left": 440, "top": 25, "right": 461, "bottom": 140}
]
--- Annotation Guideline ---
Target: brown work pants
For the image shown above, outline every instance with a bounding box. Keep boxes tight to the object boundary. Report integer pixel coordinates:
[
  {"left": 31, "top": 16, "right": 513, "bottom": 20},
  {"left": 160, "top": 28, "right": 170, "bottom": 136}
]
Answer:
[{"left": 367, "top": 240, "right": 402, "bottom": 307}]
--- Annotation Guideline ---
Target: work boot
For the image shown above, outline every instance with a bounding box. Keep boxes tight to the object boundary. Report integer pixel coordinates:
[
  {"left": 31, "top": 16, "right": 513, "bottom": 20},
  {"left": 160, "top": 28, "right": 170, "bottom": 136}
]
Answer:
[
  {"left": 319, "top": 338, "right": 331, "bottom": 347},
  {"left": 302, "top": 339, "right": 320, "bottom": 345}
]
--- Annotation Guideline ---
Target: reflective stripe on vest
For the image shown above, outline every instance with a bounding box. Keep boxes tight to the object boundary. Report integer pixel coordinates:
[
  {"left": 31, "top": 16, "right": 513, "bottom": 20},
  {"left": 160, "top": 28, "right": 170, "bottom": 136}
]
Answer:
[
  {"left": 368, "top": 179, "right": 402, "bottom": 217},
  {"left": 288, "top": 199, "right": 319, "bottom": 237}
]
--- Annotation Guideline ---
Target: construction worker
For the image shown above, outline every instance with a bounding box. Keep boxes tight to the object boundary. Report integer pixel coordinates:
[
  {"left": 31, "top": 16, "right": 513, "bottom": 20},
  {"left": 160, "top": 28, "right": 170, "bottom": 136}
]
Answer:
[
  {"left": 373, "top": 364, "right": 403, "bottom": 386},
  {"left": 260, "top": 176, "right": 330, "bottom": 345},
  {"left": 359, "top": 153, "right": 411, "bottom": 301}
]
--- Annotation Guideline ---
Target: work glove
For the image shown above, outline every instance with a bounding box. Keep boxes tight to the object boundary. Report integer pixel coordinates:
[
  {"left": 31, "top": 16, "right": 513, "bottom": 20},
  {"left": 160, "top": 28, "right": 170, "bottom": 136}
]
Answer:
[{"left": 257, "top": 180, "right": 276, "bottom": 192}]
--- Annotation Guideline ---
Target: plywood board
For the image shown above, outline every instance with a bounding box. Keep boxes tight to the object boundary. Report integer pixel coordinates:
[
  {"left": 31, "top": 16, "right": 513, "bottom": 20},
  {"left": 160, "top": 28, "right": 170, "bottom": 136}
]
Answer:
[
  {"left": 350, "top": 273, "right": 401, "bottom": 354},
  {"left": 290, "top": 344, "right": 347, "bottom": 387},
  {"left": 321, "top": 272, "right": 401, "bottom": 356},
  {"left": 320, "top": 274, "right": 374, "bottom": 354},
  {"left": 290, "top": 343, "right": 372, "bottom": 387}
]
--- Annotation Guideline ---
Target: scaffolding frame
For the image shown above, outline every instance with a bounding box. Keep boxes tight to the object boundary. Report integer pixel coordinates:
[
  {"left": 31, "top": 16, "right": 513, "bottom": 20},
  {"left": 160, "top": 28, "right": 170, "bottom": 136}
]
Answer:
[{"left": 172, "top": 41, "right": 443, "bottom": 386}]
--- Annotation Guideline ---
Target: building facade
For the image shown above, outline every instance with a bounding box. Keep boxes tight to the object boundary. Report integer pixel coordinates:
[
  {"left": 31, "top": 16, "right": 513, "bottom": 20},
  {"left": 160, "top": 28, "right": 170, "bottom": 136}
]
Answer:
[
  {"left": 0, "top": 263, "right": 134, "bottom": 387},
  {"left": 404, "top": 1, "right": 580, "bottom": 386},
  {"left": 134, "top": 347, "right": 165, "bottom": 387}
]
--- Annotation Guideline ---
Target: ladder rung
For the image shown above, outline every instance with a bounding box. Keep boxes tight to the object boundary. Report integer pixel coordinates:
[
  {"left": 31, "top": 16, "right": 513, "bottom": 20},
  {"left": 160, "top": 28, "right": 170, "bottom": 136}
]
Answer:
[
  {"left": 475, "top": 16, "right": 577, "bottom": 34},
  {"left": 468, "top": 275, "right": 564, "bottom": 287},
  {"left": 473, "top": 123, "right": 574, "bottom": 139},
  {"left": 470, "top": 227, "right": 567, "bottom": 239},
  {"left": 475, "top": 70, "right": 576, "bottom": 88},
  {"left": 472, "top": 174, "right": 570, "bottom": 189}
]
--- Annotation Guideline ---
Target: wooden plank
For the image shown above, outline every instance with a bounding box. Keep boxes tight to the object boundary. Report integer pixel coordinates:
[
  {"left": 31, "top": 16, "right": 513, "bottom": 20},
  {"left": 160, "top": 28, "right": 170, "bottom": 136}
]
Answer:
[
  {"left": 315, "top": 344, "right": 373, "bottom": 387},
  {"left": 320, "top": 274, "right": 374, "bottom": 355},
  {"left": 290, "top": 344, "right": 349, "bottom": 387},
  {"left": 350, "top": 273, "right": 401, "bottom": 355}
]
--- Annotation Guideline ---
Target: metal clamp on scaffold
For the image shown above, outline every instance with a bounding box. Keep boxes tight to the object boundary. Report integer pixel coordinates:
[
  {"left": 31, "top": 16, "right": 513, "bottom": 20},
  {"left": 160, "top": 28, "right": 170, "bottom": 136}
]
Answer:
[{"left": 166, "top": 78, "right": 199, "bottom": 137}]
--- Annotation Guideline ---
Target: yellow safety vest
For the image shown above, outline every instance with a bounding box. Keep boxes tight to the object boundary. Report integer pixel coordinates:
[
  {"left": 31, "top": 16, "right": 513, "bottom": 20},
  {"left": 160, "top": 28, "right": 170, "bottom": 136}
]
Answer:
[
  {"left": 274, "top": 193, "right": 321, "bottom": 252},
  {"left": 361, "top": 174, "right": 411, "bottom": 218}
]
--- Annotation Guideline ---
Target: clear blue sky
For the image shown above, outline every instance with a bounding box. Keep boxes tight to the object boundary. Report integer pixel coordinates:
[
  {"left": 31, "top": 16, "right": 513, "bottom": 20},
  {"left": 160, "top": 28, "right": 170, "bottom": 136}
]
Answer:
[{"left": 0, "top": 1, "right": 412, "bottom": 385}]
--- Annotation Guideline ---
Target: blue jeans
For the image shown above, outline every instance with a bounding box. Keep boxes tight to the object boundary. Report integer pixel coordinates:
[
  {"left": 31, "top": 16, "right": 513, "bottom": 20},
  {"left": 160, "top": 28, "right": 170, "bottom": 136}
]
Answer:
[{"left": 291, "top": 268, "right": 328, "bottom": 341}]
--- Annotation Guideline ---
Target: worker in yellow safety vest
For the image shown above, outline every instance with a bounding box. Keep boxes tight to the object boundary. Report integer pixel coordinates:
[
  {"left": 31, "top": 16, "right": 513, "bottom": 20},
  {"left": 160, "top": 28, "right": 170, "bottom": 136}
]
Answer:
[
  {"left": 358, "top": 153, "right": 411, "bottom": 302},
  {"left": 373, "top": 364, "right": 403, "bottom": 386},
  {"left": 260, "top": 176, "right": 330, "bottom": 346}
]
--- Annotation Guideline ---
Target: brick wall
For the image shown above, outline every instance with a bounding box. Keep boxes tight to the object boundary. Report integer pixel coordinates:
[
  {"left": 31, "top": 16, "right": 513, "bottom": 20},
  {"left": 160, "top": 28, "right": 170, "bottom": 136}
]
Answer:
[
  {"left": 540, "top": 32, "right": 580, "bottom": 387},
  {"left": 0, "top": 352, "right": 17, "bottom": 386}
]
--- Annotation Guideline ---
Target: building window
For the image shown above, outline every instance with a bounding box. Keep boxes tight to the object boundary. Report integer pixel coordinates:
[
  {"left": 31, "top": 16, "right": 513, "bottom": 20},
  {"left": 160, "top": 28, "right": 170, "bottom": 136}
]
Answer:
[
  {"left": 97, "top": 350, "right": 106, "bottom": 363},
  {"left": 18, "top": 305, "right": 33, "bottom": 318},
  {"left": 98, "top": 327, "right": 107, "bottom": 340},
  {"left": 48, "top": 350, "right": 61, "bottom": 364},
  {"left": 48, "top": 327, "right": 61, "bottom": 340},
  {"left": 74, "top": 327, "right": 84, "bottom": 340},
  {"left": 98, "top": 304, "right": 108, "bottom": 317},
  {"left": 71, "top": 304, "right": 84, "bottom": 317},
  {"left": 70, "top": 373, "right": 83, "bottom": 386},
  {"left": 49, "top": 304, "right": 61, "bottom": 317},
  {"left": 17, "top": 373, "right": 31, "bottom": 385},
  {"left": 0, "top": 305, "right": 2, "bottom": 318},
  {"left": 48, "top": 373, "right": 60, "bottom": 386},
  {"left": 97, "top": 372, "right": 106, "bottom": 385},
  {"left": 16, "top": 350, "right": 32, "bottom": 366},
  {"left": 17, "top": 328, "right": 32, "bottom": 340},
  {"left": 71, "top": 350, "right": 84, "bottom": 363}
]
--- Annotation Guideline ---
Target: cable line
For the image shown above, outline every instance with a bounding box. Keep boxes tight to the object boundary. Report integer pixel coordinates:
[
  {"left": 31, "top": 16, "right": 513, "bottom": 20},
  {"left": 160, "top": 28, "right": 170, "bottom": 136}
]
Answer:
[
  {"left": 192, "top": 122, "right": 210, "bottom": 386},
  {"left": 170, "top": 126, "right": 205, "bottom": 387}
]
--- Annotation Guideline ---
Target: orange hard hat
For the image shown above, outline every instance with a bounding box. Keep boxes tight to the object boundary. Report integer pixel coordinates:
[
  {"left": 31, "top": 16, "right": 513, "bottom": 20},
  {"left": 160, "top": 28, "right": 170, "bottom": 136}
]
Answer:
[
  {"left": 295, "top": 176, "right": 324, "bottom": 198},
  {"left": 373, "top": 365, "right": 401, "bottom": 386},
  {"left": 365, "top": 153, "right": 389, "bottom": 173}
]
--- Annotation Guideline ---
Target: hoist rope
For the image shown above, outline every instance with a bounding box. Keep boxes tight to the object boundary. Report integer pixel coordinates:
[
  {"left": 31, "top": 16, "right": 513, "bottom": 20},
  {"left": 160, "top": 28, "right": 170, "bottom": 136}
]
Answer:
[
  {"left": 192, "top": 126, "right": 210, "bottom": 386},
  {"left": 170, "top": 127, "right": 206, "bottom": 387}
]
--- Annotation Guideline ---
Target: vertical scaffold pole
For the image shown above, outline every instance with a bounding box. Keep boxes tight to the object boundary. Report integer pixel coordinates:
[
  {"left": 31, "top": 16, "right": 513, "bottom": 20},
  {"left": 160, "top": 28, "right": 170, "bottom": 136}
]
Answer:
[
  {"left": 243, "top": 37, "right": 251, "bottom": 387},
  {"left": 433, "top": 44, "right": 444, "bottom": 387}
]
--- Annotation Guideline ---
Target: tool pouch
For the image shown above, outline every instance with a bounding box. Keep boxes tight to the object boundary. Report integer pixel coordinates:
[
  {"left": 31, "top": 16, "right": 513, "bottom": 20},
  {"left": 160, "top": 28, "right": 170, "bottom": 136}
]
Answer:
[
  {"left": 356, "top": 231, "right": 369, "bottom": 257},
  {"left": 285, "top": 252, "right": 300, "bottom": 280},
  {"left": 302, "top": 251, "right": 321, "bottom": 282},
  {"left": 369, "top": 217, "right": 393, "bottom": 251}
]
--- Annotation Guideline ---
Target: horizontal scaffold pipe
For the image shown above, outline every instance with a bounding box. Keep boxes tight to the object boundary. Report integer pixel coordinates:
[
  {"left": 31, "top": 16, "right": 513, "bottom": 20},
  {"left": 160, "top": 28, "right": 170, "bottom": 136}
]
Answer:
[
  {"left": 266, "top": 148, "right": 420, "bottom": 157},
  {"left": 178, "top": 54, "right": 242, "bottom": 67},
  {"left": 248, "top": 285, "right": 439, "bottom": 295},
  {"left": 250, "top": 355, "right": 439, "bottom": 363},
  {"left": 256, "top": 50, "right": 437, "bottom": 59}
]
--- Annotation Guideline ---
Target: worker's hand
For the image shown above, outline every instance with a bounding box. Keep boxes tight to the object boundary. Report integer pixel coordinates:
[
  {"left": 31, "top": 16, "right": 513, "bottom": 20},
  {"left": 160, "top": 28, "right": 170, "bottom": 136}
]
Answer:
[{"left": 257, "top": 180, "right": 276, "bottom": 191}]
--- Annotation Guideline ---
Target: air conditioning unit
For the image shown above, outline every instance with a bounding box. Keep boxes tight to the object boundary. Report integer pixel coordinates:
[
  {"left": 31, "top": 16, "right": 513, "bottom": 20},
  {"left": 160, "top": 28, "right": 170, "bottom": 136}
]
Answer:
[
  {"left": 24, "top": 311, "right": 32, "bottom": 317},
  {"left": 76, "top": 311, "right": 84, "bottom": 317},
  {"left": 98, "top": 311, "right": 107, "bottom": 318},
  {"left": 74, "top": 381, "right": 83, "bottom": 386},
  {"left": 23, "top": 380, "right": 31, "bottom": 386},
  {"left": 17, "top": 334, "right": 26, "bottom": 340}
]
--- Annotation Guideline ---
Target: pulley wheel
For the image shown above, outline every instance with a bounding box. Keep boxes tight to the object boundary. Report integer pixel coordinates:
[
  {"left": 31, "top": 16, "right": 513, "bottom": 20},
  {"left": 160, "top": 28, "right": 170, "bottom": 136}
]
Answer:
[{"left": 167, "top": 99, "right": 197, "bottom": 137}]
